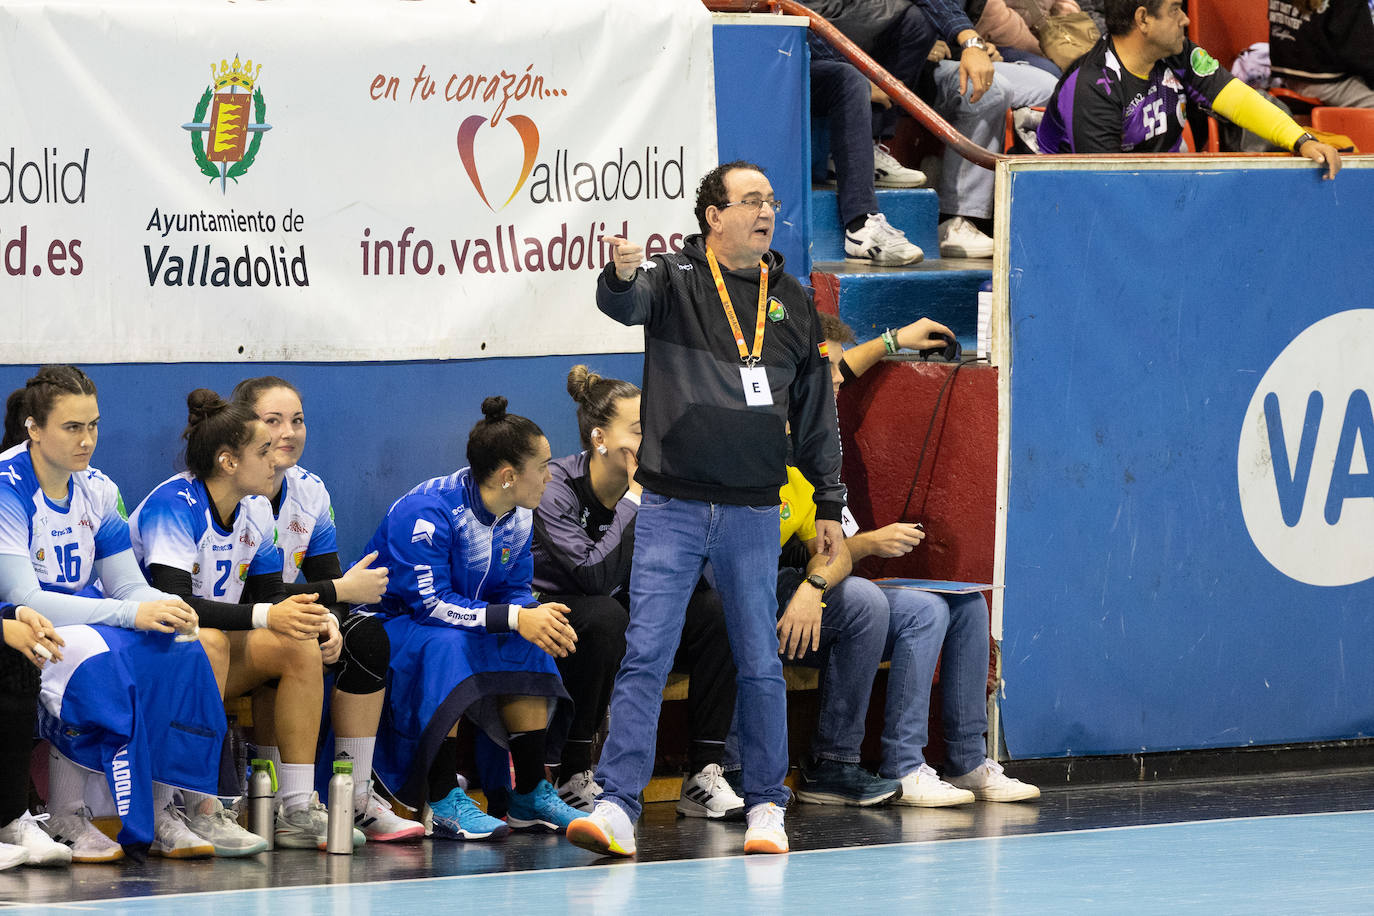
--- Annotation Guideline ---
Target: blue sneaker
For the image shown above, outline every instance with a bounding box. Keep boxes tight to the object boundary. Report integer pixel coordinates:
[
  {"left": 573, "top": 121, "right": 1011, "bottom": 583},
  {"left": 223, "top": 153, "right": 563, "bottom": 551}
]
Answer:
[
  {"left": 429, "top": 787, "right": 510, "bottom": 841},
  {"left": 795, "top": 758, "right": 901, "bottom": 807},
  {"left": 506, "top": 779, "right": 582, "bottom": 833}
]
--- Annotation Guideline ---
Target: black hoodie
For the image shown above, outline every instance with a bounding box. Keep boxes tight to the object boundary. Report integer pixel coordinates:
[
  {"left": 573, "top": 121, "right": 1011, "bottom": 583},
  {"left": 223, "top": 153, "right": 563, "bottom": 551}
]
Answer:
[{"left": 596, "top": 234, "right": 845, "bottom": 521}]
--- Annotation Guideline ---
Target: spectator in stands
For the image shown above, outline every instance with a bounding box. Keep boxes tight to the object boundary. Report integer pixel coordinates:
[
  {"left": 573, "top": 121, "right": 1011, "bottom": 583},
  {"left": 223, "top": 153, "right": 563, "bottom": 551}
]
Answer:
[
  {"left": 570, "top": 161, "right": 846, "bottom": 858},
  {"left": 131, "top": 388, "right": 349, "bottom": 855},
  {"left": 973, "top": 0, "right": 1064, "bottom": 75},
  {"left": 1038, "top": 0, "right": 1343, "bottom": 178},
  {"left": 230, "top": 377, "right": 423, "bottom": 844},
  {"left": 362, "top": 397, "right": 581, "bottom": 841},
  {"left": 0, "top": 603, "right": 72, "bottom": 868},
  {"left": 531, "top": 366, "right": 743, "bottom": 819},
  {"left": 0, "top": 367, "right": 227, "bottom": 863},
  {"left": 1270, "top": 0, "right": 1374, "bottom": 110},
  {"left": 810, "top": 36, "right": 928, "bottom": 267},
  {"left": 814, "top": 312, "right": 1041, "bottom": 803}
]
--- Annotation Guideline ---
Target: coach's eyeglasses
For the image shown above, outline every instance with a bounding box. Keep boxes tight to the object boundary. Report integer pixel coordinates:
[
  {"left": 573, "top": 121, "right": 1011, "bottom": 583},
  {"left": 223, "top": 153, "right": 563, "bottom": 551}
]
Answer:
[{"left": 719, "top": 196, "right": 782, "bottom": 214}]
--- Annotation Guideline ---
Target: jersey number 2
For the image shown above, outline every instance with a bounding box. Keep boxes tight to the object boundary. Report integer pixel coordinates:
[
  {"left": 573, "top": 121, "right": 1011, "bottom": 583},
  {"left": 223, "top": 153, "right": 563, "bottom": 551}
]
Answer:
[{"left": 214, "top": 559, "right": 233, "bottom": 597}]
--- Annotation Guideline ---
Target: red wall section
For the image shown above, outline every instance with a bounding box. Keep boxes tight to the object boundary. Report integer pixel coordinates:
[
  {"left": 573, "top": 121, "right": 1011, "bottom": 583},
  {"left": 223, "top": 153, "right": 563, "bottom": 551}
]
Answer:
[{"left": 837, "top": 359, "right": 998, "bottom": 585}]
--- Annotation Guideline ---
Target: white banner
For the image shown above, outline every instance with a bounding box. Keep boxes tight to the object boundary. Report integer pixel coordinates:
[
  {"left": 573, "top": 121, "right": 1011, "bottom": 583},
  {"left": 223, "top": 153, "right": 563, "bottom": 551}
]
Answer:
[{"left": 0, "top": 0, "right": 717, "bottom": 362}]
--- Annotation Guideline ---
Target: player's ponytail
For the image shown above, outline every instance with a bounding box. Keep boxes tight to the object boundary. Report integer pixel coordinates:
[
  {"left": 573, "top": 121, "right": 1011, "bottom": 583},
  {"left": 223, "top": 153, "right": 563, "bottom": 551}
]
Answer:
[
  {"left": 2, "top": 366, "right": 97, "bottom": 451},
  {"left": 467, "top": 396, "right": 544, "bottom": 483},
  {"left": 182, "top": 388, "right": 259, "bottom": 479},
  {"left": 566, "top": 365, "right": 639, "bottom": 451}
]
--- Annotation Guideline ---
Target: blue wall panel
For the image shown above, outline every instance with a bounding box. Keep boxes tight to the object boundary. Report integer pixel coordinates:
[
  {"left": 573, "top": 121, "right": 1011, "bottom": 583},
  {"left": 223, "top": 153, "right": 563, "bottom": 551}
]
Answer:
[
  {"left": 0, "top": 355, "right": 644, "bottom": 564},
  {"left": 999, "top": 163, "right": 1374, "bottom": 758},
  {"left": 712, "top": 21, "right": 812, "bottom": 277}
]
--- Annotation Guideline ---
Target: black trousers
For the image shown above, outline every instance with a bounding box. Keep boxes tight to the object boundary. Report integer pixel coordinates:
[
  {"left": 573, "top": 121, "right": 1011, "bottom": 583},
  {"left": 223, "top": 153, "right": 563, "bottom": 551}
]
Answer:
[
  {"left": 547, "top": 584, "right": 736, "bottom": 772},
  {"left": 0, "top": 645, "right": 39, "bottom": 825}
]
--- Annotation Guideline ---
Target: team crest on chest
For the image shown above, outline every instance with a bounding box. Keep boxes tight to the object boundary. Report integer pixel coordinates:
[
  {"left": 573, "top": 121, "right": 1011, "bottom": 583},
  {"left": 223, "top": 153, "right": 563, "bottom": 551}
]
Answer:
[
  {"left": 780, "top": 501, "right": 792, "bottom": 520},
  {"left": 192, "top": 562, "right": 200, "bottom": 574},
  {"left": 501, "top": 547, "right": 512, "bottom": 564},
  {"left": 293, "top": 549, "right": 305, "bottom": 569},
  {"left": 767, "top": 297, "right": 787, "bottom": 322},
  {"left": 238, "top": 562, "right": 250, "bottom": 581},
  {"left": 35, "top": 548, "right": 44, "bottom": 562}
]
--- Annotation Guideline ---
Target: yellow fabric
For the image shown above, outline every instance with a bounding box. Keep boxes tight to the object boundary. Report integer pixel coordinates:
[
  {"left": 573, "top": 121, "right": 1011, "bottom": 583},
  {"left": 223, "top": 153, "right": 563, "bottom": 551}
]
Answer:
[
  {"left": 1212, "top": 80, "right": 1307, "bottom": 152},
  {"left": 778, "top": 466, "right": 818, "bottom": 547}
]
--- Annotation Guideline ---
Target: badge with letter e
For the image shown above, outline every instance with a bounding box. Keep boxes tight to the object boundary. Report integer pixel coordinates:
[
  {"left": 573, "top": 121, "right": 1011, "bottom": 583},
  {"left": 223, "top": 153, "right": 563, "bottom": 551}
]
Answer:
[{"left": 740, "top": 366, "right": 772, "bottom": 406}]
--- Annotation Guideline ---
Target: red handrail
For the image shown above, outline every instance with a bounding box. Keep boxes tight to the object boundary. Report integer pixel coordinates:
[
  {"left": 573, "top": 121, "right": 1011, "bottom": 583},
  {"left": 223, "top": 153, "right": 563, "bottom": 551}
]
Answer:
[{"left": 705, "top": 0, "right": 1003, "bottom": 170}]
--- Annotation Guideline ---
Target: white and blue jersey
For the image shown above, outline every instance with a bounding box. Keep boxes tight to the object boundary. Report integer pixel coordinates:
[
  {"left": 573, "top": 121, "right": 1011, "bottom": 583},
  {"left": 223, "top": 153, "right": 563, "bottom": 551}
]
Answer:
[
  {"left": 0, "top": 442, "right": 130, "bottom": 597},
  {"left": 273, "top": 466, "right": 338, "bottom": 584},
  {"left": 129, "top": 472, "right": 281, "bottom": 602}
]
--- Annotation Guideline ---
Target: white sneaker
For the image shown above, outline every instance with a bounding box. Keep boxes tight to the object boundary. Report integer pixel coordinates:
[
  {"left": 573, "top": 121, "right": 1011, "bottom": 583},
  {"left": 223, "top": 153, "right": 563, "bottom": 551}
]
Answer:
[
  {"left": 0, "top": 841, "right": 24, "bottom": 871},
  {"left": 845, "top": 213, "right": 924, "bottom": 267},
  {"left": 355, "top": 786, "right": 425, "bottom": 842},
  {"left": 873, "top": 143, "right": 927, "bottom": 187},
  {"left": 555, "top": 769, "right": 603, "bottom": 813},
  {"left": 676, "top": 763, "right": 745, "bottom": 820},
  {"left": 45, "top": 810, "right": 123, "bottom": 863},
  {"left": 184, "top": 796, "right": 267, "bottom": 857},
  {"left": 895, "top": 764, "right": 976, "bottom": 807},
  {"left": 0, "top": 812, "right": 70, "bottom": 867},
  {"left": 276, "top": 793, "right": 365, "bottom": 849},
  {"left": 946, "top": 758, "right": 1041, "bottom": 802},
  {"left": 566, "top": 799, "right": 636, "bottom": 858},
  {"left": 743, "top": 802, "right": 788, "bottom": 854},
  {"left": 938, "top": 217, "right": 995, "bottom": 259},
  {"left": 151, "top": 803, "right": 214, "bottom": 859}
]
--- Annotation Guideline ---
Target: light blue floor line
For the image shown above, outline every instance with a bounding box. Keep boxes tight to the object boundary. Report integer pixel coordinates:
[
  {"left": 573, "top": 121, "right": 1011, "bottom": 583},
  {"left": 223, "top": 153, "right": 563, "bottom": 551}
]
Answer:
[{"left": 10, "top": 809, "right": 1374, "bottom": 914}]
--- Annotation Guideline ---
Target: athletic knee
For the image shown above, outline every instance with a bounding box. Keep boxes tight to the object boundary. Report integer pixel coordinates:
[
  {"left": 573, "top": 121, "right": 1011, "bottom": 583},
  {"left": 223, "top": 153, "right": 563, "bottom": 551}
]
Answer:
[{"left": 335, "top": 614, "right": 389, "bottom": 694}]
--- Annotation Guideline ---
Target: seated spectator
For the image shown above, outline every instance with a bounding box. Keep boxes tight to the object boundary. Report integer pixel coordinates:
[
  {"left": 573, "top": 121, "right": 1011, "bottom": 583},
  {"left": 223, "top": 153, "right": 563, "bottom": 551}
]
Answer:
[
  {"left": 1270, "top": 0, "right": 1374, "bottom": 110},
  {"left": 1038, "top": 0, "right": 1342, "bottom": 179},
  {"left": 230, "top": 377, "right": 422, "bottom": 844},
  {"left": 0, "top": 603, "right": 72, "bottom": 868},
  {"left": 364, "top": 397, "right": 581, "bottom": 841},
  {"left": 532, "top": 366, "right": 743, "bottom": 819},
  {"left": 0, "top": 367, "right": 227, "bottom": 862},
  {"left": 810, "top": 36, "right": 927, "bottom": 267},
  {"left": 974, "top": 0, "right": 1064, "bottom": 75},
  {"left": 130, "top": 388, "right": 347, "bottom": 855},
  {"left": 813, "top": 312, "right": 1040, "bottom": 803}
]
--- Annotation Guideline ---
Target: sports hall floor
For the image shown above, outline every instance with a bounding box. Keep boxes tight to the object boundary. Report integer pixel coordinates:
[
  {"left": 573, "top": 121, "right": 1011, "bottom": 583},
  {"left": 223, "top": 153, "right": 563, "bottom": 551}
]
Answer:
[{"left": 4, "top": 765, "right": 1373, "bottom": 913}]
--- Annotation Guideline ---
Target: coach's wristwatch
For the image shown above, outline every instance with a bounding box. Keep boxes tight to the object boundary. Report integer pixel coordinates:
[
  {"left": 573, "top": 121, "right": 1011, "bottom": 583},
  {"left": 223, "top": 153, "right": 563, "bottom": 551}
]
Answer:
[
  {"left": 1292, "top": 132, "right": 1316, "bottom": 153},
  {"left": 961, "top": 35, "right": 989, "bottom": 52},
  {"left": 803, "top": 573, "right": 829, "bottom": 593}
]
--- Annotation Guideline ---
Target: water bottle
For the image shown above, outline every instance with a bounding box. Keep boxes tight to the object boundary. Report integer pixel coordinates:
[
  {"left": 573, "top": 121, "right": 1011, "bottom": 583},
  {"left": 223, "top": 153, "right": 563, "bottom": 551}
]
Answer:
[
  {"left": 248, "top": 758, "right": 275, "bottom": 851},
  {"left": 326, "top": 760, "right": 354, "bottom": 854}
]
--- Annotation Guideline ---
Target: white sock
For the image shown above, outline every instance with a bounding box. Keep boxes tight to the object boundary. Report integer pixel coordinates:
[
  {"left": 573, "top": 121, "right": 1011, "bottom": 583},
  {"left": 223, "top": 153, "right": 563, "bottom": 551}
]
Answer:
[
  {"left": 335, "top": 736, "right": 376, "bottom": 806},
  {"left": 153, "top": 782, "right": 175, "bottom": 811},
  {"left": 47, "top": 750, "right": 88, "bottom": 816},
  {"left": 257, "top": 745, "right": 284, "bottom": 782},
  {"left": 278, "top": 763, "right": 315, "bottom": 814}
]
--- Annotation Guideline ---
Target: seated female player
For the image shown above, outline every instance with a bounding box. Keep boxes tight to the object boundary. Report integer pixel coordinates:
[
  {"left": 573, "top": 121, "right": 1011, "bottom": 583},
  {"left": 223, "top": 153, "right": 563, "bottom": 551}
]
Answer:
[
  {"left": 230, "top": 375, "right": 422, "bottom": 842},
  {"left": 0, "top": 367, "right": 227, "bottom": 862},
  {"left": 130, "top": 388, "right": 361, "bottom": 852},
  {"left": 366, "top": 397, "right": 581, "bottom": 840},
  {"left": 532, "top": 366, "right": 742, "bottom": 818}
]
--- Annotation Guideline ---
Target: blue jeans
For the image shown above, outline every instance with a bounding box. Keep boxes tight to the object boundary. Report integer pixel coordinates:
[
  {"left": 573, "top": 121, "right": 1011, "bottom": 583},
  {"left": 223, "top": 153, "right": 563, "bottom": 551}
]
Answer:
[
  {"left": 811, "top": 57, "right": 881, "bottom": 228},
  {"left": 595, "top": 491, "right": 787, "bottom": 821},
  {"left": 877, "top": 585, "right": 990, "bottom": 779}
]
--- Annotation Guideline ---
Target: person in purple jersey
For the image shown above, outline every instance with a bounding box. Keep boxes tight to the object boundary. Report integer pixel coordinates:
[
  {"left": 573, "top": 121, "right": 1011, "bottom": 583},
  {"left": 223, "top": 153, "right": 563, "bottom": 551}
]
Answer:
[{"left": 1038, "top": 0, "right": 1341, "bottom": 177}]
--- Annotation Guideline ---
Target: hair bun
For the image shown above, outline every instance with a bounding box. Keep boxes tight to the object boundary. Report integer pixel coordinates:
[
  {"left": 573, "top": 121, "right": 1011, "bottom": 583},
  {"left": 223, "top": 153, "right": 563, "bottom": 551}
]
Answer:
[
  {"left": 565, "top": 365, "right": 604, "bottom": 405},
  {"left": 186, "top": 388, "right": 228, "bottom": 427},
  {"left": 480, "top": 396, "right": 509, "bottom": 422}
]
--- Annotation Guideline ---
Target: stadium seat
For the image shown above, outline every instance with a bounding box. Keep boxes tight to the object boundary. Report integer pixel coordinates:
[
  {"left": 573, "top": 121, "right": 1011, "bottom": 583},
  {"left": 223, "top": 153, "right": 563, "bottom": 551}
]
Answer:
[{"left": 1311, "top": 107, "right": 1374, "bottom": 153}]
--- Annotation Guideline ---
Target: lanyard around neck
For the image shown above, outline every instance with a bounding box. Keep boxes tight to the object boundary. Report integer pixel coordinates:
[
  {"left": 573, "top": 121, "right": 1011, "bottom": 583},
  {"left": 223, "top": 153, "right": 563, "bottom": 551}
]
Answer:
[{"left": 705, "top": 246, "right": 768, "bottom": 367}]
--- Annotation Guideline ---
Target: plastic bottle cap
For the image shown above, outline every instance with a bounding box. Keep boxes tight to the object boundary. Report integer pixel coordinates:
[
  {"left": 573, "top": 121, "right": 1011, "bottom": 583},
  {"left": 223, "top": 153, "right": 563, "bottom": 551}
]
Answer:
[
  {"left": 332, "top": 761, "right": 354, "bottom": 775},
  {"left": 250, "top": 758, "right": 279, "bottom": 792}
]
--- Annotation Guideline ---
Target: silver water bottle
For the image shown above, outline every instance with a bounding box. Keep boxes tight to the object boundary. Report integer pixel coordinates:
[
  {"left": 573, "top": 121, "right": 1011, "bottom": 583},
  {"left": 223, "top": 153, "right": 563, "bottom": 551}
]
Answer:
[
  {"left": 248, "top": 758, "right": 276, "bottom": 850},
  {"left": 326, "top": 760, "right": 355, "bottom": 854}
]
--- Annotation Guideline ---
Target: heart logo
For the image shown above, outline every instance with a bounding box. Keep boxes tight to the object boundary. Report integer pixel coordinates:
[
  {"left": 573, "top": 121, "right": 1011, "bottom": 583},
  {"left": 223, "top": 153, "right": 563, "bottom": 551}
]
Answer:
[{"left": 457, "top": 114, "right": 540, "bottom": 211}]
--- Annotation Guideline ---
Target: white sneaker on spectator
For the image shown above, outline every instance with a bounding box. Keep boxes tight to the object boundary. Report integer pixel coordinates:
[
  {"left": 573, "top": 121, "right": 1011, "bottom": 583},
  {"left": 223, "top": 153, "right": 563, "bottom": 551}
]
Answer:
[
  {"left": 946, "top": 758, "right": 1041, "bottom": 802},
  {"left": 0, "top": 842, "right": 24, "bottom": 871},
  {"left": 184, "top": 796, "right": 268, "bottom": 857},
  {"left": 150, "top": 803, "right": 214, "bottom": 859},
  {"left": 938, "top": 217, "right": 995, "bottom": 259},
  {"left": 676, "top": 763, "right": 745, "bottom": 819},
  {"left": 566, "top": 799, "right": 636, "bottom": 857},
  {"left": 0, "top": 812, "right": 71, "bottom": 867},
  {"left": 743, "top": 802, "right": 788, "bottom": 854},
  {"left": 44, "top": 809, "right": 123, "bottom": 863},
  {"left": 556, "top": 769, "right": 603, "bottom": 813},
  {"left": 873, "top": 143, "right": 927, "bottom": 187},
  {"left": 845, "top": 213, "right": 924, "bottom": 267},
  {"left": 895, "top": 764, "right": 976, "bottom": 807}
]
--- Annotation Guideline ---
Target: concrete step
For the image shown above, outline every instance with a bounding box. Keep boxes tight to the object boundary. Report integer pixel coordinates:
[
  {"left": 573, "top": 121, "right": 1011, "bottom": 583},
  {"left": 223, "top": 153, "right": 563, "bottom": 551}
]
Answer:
[
  {"left": 813, "top": 258, "right": 991, "bottom": 352},
  {"left": 810, "top": 187, "right": 940, "bottom": 263}
]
